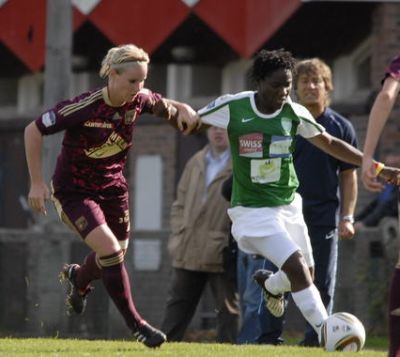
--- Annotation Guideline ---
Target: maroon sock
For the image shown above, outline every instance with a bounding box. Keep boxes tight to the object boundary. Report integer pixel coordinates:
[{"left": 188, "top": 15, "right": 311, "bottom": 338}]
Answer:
[
  {"left": 75, "top": 252, "right": 102, "bottom": 291},
  {"left": 101, "top": 261, "right": 144, "bottom": 331},
  {"left": 388, "top": 267, "right": 400, "bottom": 357}
]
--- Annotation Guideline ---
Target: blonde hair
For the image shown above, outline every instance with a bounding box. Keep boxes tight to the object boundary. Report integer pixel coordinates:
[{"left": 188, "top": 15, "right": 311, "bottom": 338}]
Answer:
[
  {"left": 294, "top": 58, "right": 333, "bottom": 106},
  {"left": 99, "top": 44, "right": 150, "bottom": 79}
]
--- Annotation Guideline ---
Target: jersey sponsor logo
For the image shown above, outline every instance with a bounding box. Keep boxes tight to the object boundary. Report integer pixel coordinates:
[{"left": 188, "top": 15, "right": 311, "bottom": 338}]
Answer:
[
  {"left": 250, "top": 158, "right": 281, "bottom": 183},
  {"left": 241, "top": 117, "right": 255, "bottom": 123},
  {"left": 269, "top": 136, "right": 292, "bottom": 157},
  {"left": 84, "top": 131, "right": 129, "bottom": 158},
  {"left": 83, "top": 120, "right": 113, "bottom": 129},
  {"left": 42, "top": 111, "right": 56, "bottom": 127},
  {"left": 239, "top": 133, "right": 263, "bottom": 158}
]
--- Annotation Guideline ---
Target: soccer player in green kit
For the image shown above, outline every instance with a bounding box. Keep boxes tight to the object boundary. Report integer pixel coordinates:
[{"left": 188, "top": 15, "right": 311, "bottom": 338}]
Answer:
[{"left": 198, "top": 49, "right": 400, "bottom": 343}]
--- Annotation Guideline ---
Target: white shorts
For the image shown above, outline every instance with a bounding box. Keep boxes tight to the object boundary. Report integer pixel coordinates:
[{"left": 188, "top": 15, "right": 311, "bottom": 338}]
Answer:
[{"left": 228, "top": 193, "right": 314, "bottom": 269}]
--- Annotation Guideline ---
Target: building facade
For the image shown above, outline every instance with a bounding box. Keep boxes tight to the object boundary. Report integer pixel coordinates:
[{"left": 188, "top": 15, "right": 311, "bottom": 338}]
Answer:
[{"left": 0, "top": 0, "right": 399, "bottom": 339}]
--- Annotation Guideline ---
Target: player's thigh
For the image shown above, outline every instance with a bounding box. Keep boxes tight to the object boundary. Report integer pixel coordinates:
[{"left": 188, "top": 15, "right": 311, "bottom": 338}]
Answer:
[
  {"left": 228, "top": 206, "right": 299, "bottom": 269},
  {"left": 284, "top": 194, "right": 314, "bottom": 267},
  {"left": 52, "top": 193, "right": 120, "bottom": 256},
  {"left": 100, "top": 194, "right": 130, "bottom": 251},
  {"left": 53, "top": 192, "right": 106, "bottom": 239}
]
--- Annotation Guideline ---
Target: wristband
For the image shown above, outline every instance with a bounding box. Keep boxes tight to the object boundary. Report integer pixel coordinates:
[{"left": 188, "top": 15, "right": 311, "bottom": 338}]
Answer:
[
  {"left": 341, "top": 215, "right": 354, "bottom": 224},
  {"left": 374, "top": 162, "right": 385, "bottom": 176}
]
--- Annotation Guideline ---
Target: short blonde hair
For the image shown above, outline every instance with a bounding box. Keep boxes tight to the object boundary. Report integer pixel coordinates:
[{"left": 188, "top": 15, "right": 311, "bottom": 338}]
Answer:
[
  {"left": 294, "top": 58, "right": 333, "bottom": 106},
  {"left": 99, "top": 44, "right": 150, "bottom": 79}
]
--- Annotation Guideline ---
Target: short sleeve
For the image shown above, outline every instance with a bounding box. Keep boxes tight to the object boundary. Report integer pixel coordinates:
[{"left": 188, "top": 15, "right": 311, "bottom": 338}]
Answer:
[
  {"left": 292, "top": 102, "right": 325, "bottom": 138},
  {"left": 34, "top": 90, "right": 101, "bottom": 135},
  {"left": 198, "top": 94, "right": 234, "bottom": 129}
]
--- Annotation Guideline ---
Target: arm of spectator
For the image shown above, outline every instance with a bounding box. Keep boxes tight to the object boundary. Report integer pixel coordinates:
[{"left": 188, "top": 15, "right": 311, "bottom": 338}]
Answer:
[{"left": 339, "top": 168, "right": 357, "bottom": 240}]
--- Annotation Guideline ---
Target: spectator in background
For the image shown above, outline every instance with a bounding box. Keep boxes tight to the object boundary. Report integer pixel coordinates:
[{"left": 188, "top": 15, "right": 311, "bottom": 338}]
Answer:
[
  {"left": 161, "top": 126, "right": 239, "bottom": 343},
  {"left": 362, "top": 53, "right": 400, "bottom": 357}
]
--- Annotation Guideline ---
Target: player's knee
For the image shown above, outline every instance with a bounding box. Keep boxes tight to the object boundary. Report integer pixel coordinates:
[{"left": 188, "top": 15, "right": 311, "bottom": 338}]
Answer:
[
  {"left": 282, "top": 251, "right": 312, "bottom": 284},
  {"left": 98, "top": 249, "right": 124, "bottom": 267}
]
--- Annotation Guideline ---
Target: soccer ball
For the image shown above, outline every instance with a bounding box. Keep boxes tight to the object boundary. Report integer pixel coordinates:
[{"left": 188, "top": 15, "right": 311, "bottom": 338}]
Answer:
[{"left": 320, "top": 312, "right": 366, "bottom": 352}]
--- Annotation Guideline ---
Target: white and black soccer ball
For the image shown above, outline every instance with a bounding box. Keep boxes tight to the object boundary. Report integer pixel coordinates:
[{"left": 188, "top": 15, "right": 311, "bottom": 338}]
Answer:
[{"left": 320, "top": 312, "right": 366, "bottom": 352}]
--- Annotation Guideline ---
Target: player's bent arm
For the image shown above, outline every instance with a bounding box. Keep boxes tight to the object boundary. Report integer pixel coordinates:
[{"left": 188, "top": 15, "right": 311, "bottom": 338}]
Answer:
[
  {"left": 151, "top": 98, "right": 199, "bottom": 134},
  {"left": 165, "top": 99, "right": 200, "bottom": 134},
  {"left": 362, "top": 77, "right": 400, "bottom": 191},
  {"left": 363, "top": 77, "right": 400, "bottom": 159},
  {"left": 339, "top": 169, "right": 358, "bottom": 219},
  {"left": 339, "top": 169, "right": 358, "bottom": 239}
]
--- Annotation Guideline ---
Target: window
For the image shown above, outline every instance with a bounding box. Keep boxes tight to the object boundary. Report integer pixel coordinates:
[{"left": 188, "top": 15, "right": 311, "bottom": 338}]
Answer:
[
  {"left": 134, "top": 155, "right": 162, "bottom": 230},
  {"left": 332, "top": 36, "right": 372, "bottom": 103},
  {"left": 0, "top": 77, "right": 18, "bottom": 106}
]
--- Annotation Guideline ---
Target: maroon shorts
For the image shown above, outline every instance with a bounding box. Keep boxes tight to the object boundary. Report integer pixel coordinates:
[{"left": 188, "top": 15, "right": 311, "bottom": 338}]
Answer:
[{"left": 52, "top": 191, "right": 130, "bottom": 245}]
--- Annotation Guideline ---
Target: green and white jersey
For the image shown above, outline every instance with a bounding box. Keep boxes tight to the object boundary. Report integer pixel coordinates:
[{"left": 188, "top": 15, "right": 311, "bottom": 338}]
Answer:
[{"left": 199, "top": 91, "right": 325, "bottom": 207}]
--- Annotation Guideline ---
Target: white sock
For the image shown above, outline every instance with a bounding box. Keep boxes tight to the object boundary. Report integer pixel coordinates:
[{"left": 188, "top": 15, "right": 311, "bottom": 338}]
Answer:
[
  {"left": 264, "top": 270, "right": 291, "bottom": 295},
  {"left": 291, "top": 284, "right": 328, "bottom": 336}
]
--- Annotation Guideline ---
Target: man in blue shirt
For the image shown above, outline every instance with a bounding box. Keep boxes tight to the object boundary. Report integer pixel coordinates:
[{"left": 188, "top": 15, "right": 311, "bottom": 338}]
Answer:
[{"left": 257, "top": 58, "right": 359, "bottom": 346}]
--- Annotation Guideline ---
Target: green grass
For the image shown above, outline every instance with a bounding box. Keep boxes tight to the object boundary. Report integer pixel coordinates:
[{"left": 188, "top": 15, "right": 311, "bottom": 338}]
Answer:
[{"left": 0, "top": 337, "right": 388, "bottom": 356}]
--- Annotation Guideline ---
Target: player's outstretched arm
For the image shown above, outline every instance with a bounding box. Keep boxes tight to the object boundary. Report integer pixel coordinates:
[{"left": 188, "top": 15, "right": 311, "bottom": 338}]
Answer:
[
  {"left": 377, "top": 166, "right": 400, "bottom": 186},
  {"left": 306, "top": 132, "right": 364, "bottom": 167}
]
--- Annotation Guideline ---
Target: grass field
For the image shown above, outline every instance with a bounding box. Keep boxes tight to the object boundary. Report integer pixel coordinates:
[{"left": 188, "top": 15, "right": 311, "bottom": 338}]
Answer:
[{"left": 0, "top": 337, "right": 388, "bottom": 357}]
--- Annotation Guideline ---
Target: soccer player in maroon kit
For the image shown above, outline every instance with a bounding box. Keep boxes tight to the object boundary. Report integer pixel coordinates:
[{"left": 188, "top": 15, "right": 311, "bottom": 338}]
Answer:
[
  {"left": 24, "top": 44, "right": 199, "bottom": 348},
  {"left": 362, "top": 54, "right": 400, "bottom": 357}
]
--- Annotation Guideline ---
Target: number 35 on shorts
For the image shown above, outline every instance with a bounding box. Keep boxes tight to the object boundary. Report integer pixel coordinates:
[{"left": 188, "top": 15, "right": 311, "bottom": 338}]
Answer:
[{"left": 118, "top": 210, "right": 130, "bottom": 224}]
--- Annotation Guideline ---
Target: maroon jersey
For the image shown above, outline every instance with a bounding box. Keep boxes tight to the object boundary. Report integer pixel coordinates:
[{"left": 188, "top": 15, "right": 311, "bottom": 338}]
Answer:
[
  {"left": 35, "top": 87, "right": 163, "bottom": 196},
  {"left": 385, "top": 55, "right": 400, "bottom": 81}
]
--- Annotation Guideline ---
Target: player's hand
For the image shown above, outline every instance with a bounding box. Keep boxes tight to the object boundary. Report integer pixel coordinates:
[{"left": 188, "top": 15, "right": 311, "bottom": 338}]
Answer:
[
  {"left": 339, "top": 221, "right": 355, "bottom": 240},
  {"left": 378, "top": 166, "right": 400, "bottom": 186},
  {"left": 361, "top": 157, "right": 384, "bottom": 192},
  {"left": 28, "top": 181, "right": 50, "bottom": 216},
  {"left": 176, "top": 103, "right": 201, "bottom": 135}
]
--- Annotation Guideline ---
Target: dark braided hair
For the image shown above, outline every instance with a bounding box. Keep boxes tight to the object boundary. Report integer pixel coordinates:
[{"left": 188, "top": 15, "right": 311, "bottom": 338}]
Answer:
[{"left": 250, "top": 49, "right": 296, "bottom": 84}]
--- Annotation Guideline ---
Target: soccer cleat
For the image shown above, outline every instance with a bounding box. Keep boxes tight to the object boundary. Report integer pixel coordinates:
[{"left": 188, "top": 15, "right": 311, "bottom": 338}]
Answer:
[
  {"left": 59, "top": 264, "right": 93, "bottom": 315},
  {"left": 253, "top": 269, "right": 285, "bottom": 318},
  {"left": 132, "top": 321, "right": 167, "bottom": 348}
]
